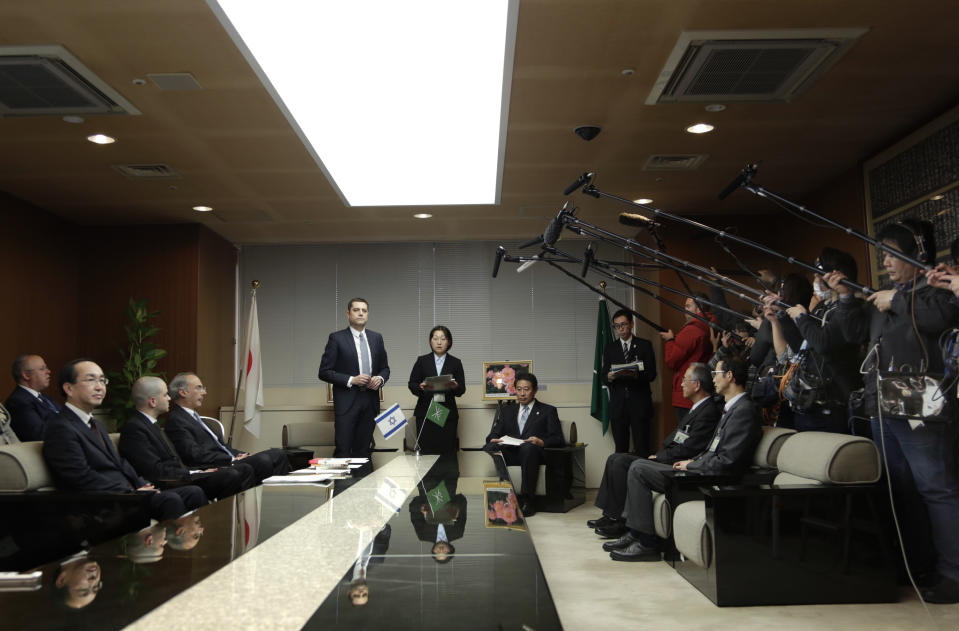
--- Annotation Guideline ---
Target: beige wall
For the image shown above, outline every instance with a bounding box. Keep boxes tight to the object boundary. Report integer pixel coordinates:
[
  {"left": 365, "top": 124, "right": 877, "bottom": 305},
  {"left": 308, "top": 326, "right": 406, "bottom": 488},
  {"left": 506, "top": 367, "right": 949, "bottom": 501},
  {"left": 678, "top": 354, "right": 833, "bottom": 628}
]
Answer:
[{"left": 222, "top": 381, "right": 674, "bottom": 488}]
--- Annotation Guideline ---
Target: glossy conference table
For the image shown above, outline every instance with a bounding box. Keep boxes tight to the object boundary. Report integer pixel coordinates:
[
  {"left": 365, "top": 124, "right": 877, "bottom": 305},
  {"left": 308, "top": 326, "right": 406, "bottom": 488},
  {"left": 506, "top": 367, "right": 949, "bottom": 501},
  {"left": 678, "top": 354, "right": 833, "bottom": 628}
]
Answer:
[{"left": 1, "top": 454, "right": 563, "bottom": 631}]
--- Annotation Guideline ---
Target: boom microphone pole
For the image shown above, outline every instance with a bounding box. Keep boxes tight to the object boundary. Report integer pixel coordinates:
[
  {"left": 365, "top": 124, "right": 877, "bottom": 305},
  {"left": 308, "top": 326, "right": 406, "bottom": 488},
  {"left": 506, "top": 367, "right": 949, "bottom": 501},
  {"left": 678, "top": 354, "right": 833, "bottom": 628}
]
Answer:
[
  {"left": 723, "top": 163, "right": 933, "bottom": 271},
  {"left": 565, "top": 213, "right": 826, "bottom": 323},
  {"left": 578, "top": 179, "right": 873, "bottom": 295},
  {"left": 544, "top": 245, "right": 744, "bottom": 340},
  {"left": 540, "top": 257, "right": 667, "bottom": 333}
]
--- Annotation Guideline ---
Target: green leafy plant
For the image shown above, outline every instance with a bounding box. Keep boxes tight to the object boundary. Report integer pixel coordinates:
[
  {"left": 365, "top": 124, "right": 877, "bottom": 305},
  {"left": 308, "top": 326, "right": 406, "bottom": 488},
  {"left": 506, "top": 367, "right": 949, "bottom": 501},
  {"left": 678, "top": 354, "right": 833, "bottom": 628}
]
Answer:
[{"left": 105, "top": 298, "right": 167, "bottom": 429}]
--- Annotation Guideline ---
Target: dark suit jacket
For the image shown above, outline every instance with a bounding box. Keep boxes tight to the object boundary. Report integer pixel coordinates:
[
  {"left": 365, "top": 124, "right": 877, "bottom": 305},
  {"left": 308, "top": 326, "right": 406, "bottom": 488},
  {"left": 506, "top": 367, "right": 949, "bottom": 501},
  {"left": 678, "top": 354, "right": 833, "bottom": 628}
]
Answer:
[
  {"left": 686, "top": 393, "right": 761, "bottom": 476},
  {"left": 119, "top": 411, "right": 193, "bottom": 482},
  {"left": 407, "top": 353, "right": 466, "bottom": 422},
  {"left": 655, "top": 394, "right": 722, "bottom": 463},
  {"left": 485, "top": 400, "right": 564, "bottom": 447},
  {"left": 164, "top": 404, "right": 239, "bottom": 468},
  {"left": 42, "top": 406, "right": 146, "bottom": 492},
  {"left": 5, "top": 386, "right": 60, "bottom": 442},
  {"left": 318, "top": 327, "right": 390, "bottom": 416},
  {"left": 601, "top": 336, "right": 657, "bottom": 418},
  {"left": 409, "top": 493, "right": 468, "bottom": 543}
]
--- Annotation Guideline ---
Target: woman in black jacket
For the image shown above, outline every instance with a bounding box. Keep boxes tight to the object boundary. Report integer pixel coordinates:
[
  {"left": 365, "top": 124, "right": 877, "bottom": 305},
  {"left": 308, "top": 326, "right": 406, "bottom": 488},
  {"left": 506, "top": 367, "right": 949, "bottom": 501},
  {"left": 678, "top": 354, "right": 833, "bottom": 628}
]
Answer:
[{"left": 407, "top": 326, "right": 466, "bottom": 455}]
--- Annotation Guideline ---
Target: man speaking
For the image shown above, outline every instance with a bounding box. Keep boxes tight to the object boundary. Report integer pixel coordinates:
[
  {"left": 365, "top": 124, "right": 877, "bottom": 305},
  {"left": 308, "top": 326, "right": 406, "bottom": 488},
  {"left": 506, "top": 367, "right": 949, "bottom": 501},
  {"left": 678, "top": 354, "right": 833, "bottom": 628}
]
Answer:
[{"left": 319, "top": 298, "right": 390, "bottom": 458}]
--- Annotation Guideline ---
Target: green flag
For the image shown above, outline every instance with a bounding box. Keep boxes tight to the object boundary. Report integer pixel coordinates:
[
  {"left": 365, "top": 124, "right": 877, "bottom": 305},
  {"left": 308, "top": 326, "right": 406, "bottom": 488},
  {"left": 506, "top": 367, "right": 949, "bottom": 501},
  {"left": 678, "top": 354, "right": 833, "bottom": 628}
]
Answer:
[
  {"left": 426, "top": 479, "right": 451, "bottom": 514},
  {"left": 426, "top": 399, "right": 450, "bottom": 428},
  {"left": 590, "top": 298, "right": 614, "bottom": 434}
]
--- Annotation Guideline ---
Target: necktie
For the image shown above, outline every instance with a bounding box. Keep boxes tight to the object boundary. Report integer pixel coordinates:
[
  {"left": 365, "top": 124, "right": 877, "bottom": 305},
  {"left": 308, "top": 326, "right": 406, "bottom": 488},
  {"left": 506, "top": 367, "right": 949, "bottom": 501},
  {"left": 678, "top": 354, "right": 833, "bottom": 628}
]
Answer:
[
  {"left": 359, "top": 332, "right": 372, "bottom": 375},
  {"left": 89, "top": 419, "right": 108, "bottom": 450},
  {"left": 519, "top": 405, "right": 530, "bottom": 434},
  {"left": 39, "top": 394, "right": 58, "bottom": 413},
  {"left": 194, "top": 410, "right": 234, "bottom": 457},
  {"left": 623, "top": 341, "right": 629, "bottom": 358}
]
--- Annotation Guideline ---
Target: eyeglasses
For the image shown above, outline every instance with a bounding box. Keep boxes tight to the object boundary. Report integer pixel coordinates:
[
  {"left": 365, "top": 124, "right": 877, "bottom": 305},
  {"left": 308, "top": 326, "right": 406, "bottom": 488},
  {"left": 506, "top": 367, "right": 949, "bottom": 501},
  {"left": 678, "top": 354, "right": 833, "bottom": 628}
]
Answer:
[
  {"left": 612, "top": 322, "right": 631, "bottom": 329},
  {"left": 79, "top": 377, "right": 109, "bottom": 386}
]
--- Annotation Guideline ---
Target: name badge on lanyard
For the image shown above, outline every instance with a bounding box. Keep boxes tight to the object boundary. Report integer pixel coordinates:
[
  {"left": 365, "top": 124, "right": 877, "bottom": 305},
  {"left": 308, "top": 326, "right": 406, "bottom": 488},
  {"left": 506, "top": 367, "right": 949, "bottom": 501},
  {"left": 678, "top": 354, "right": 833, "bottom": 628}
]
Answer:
[
  {"left": 708, "top": 433, "right": 721, "bottom": 452},
  {"left": 673, "top": 430, "right": 689, "bottom": 444}
]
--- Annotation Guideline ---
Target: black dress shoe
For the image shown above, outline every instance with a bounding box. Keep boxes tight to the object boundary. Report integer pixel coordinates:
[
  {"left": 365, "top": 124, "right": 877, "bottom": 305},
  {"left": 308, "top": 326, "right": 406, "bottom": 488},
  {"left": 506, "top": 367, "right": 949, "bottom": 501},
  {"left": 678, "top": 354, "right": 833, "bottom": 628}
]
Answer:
[
  {"left": 594, "top": 522, "right": 628, "bottom": 539},
  {"left": 922, "top": 577, "right": 959, "bottom": 604},
  {"left": 602, "top": 532, "right": 636, "bottom": 552},
  {"left": 610, "top": 541, "right": 661, "bottom": 562},
  {"left": 586, "top": 515, "right": 616, "bottom": 529},
  {"left": 520, "top": 501, "right": 536, "bottom": 517}
]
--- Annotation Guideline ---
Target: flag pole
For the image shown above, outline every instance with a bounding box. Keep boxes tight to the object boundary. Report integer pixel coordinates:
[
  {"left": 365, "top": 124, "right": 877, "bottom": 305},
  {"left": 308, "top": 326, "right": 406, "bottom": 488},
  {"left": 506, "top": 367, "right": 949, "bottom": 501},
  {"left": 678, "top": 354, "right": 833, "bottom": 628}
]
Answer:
[{"left": 228, "top": 280, "right": 258, "bottom": 447}]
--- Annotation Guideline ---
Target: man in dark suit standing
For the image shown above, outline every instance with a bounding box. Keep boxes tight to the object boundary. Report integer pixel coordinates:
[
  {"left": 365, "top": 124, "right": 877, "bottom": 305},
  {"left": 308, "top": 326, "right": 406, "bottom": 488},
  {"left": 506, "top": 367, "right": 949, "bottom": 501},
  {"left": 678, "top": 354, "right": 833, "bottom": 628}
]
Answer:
[
  {"left": 483, "top": 372, "right": 563, "bottom": 516},
  {"left": 602, "top": 309, "right": 657, "bottom": 455},
  {"left": 119, "top": 376, "right": 254, "bottom": 500},
  {"left": 164, "top": 372, "right": 289, "bottom": 482},
  {"left": 319, "top": 297, "right": 390, "bottom": 459},
  {"left": 605, "top": 357, "right": 761, "bottom": 561},
  {"left": 589, "top": 362, "right": 722, "bottom": 538},
  {"left": 42, "top": 359, "right": 206, "bottom": 522},
  {"left": 6, "top": 354, "right": 61, "bottom": 441}
]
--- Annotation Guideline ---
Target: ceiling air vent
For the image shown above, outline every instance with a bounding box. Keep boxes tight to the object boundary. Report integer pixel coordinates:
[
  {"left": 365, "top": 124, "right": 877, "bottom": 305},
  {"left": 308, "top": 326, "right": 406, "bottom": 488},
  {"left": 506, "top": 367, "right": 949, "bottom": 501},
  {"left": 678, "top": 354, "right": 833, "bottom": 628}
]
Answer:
[
  {"left": 647, "top": 28, "right": 867, "bottom": 104},
  {"left": 0, "top": 45, "right": 140, "bottom": 117},
  {"left": 112, "top": 164, "right": 181, "bottom": 179},
  {"left": 644, "top": 154, "right": 708, "bottom": 171},
  {"left": 147, "top": 73, "right": 202, "bottom": 91}
]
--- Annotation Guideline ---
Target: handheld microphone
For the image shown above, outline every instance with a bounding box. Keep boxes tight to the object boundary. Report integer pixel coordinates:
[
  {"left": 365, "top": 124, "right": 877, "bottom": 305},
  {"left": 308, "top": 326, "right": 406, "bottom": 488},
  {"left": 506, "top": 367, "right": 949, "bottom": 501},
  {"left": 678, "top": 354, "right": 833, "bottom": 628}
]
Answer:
[
  {"left": 563, "top": 172, "right": 594, "bottom": 196},
  {"left": 492, "top": 246, "right": 506, "bottom": 278},
  {"left": 580, "top": 244, "right": 594, "bottom": 278},
  {"left": 718, "top": 163, "right": 759, "bottom": 200},
  {"left": 618, "top": 212, "right": 661, "bottom": 229}
]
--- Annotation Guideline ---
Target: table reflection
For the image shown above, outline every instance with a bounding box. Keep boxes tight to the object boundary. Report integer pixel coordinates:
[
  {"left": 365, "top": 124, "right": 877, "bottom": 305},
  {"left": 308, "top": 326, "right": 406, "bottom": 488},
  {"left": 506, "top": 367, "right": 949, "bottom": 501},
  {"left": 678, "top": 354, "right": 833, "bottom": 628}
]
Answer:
[{"left": 53, "top": 552, "right": 102, "bottom": 610}]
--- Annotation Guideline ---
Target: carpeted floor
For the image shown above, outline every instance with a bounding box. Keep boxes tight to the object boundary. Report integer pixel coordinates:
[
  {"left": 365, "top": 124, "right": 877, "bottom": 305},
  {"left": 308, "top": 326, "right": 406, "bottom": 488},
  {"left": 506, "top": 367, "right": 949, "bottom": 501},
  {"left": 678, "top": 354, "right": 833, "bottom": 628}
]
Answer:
[{"left": 525, "top": 491, "right": 959, "bottom": 630}]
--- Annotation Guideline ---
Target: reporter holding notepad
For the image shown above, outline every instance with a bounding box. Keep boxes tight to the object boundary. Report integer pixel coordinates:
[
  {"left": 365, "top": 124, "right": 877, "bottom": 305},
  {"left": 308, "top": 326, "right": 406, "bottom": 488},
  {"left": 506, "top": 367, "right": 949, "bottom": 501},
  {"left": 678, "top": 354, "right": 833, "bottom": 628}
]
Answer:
[{"left": 407, "top": 326, "right": 466, "bottom": 455}]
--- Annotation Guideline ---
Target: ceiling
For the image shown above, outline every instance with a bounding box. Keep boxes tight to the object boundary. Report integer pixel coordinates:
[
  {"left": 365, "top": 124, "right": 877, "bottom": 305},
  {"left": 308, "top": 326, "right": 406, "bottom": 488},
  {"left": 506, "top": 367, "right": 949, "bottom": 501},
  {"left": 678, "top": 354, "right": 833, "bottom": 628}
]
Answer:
[{"left": 1, "top": 0, "right": 957, "bottom": 244}]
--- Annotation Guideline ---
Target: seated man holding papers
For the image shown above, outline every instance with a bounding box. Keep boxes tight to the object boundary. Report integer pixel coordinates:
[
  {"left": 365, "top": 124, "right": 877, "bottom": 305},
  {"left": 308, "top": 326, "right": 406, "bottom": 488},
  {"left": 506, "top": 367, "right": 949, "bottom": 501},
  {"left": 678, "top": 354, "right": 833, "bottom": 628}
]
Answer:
[{"left": 483, "top": 372, "right": 563, "bottom": 517}]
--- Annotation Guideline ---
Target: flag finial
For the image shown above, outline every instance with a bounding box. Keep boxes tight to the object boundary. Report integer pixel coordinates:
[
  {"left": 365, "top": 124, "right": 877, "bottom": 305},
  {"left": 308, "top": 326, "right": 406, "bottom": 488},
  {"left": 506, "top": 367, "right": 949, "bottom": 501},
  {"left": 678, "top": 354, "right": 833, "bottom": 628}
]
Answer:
[
  {"left": 599, "top": 281, "right": 607, "bottom": 290},
  {"left": 251, "top": 280, "right": 260, "bottom": 291}
]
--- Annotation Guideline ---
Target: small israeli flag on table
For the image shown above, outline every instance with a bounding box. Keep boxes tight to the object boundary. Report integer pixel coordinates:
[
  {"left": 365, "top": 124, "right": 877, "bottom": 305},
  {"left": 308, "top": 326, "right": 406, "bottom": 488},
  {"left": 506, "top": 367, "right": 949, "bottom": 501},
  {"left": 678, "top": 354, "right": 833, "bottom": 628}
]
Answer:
[{"left": 375, "top": 403, "right": 407, "bottom": 440}]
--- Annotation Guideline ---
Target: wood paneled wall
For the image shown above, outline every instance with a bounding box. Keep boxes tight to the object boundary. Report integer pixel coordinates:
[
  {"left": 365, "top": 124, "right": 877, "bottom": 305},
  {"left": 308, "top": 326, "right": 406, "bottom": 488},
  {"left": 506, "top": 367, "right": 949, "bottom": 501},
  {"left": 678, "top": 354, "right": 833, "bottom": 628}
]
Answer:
[
  {"left": 0, "top": 194, "right": 236, "bottom": 412},
  {"left": 0, "top": 194, "right": 78, "bottom": 402}
]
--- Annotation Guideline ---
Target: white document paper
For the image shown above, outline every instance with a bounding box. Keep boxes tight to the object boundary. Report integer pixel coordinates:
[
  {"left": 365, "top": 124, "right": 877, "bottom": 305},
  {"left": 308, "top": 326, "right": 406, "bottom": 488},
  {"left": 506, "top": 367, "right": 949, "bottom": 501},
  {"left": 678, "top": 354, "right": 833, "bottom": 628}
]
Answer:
[
  {"left": 498, "top": 435, "right": 525, "bottom": 446},
  {"left": 611, "top": 361, "right": 644, "bottom": 373}
]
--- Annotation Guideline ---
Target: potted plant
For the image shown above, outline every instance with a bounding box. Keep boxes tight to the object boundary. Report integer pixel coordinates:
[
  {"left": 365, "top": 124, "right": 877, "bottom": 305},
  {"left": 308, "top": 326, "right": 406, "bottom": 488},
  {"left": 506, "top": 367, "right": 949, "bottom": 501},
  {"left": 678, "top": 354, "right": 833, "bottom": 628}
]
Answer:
[{"left": 104, "top": 298, "right": 167, "bottom": 430}]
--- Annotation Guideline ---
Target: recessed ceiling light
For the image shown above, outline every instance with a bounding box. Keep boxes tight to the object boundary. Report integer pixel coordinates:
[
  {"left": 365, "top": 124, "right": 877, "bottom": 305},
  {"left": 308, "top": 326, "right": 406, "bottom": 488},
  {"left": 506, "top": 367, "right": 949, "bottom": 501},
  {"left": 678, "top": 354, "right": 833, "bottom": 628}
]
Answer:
[
  {"left": 633, "top": 198, "right": 653, "bottom": 205},
  {"left": 930, "top": 194, "right": 944, "bottom": 201},
  {"left": 413, "top": 213, "right": 433, "bottom": 219},
  {"left": 685, "top": 123, "right": 714, "bottom": 134},
  {"left": 192, "top": 205, "right": 213, "bottom": 212},
  {"left": 86, "top": 133, "right": 115, "bottom": 144},
  {"left": 704, "top": 104, "right": 726, "bottom": 112},
  {"left": 63, "top": 115, "right": 84, "bottom": 124}
]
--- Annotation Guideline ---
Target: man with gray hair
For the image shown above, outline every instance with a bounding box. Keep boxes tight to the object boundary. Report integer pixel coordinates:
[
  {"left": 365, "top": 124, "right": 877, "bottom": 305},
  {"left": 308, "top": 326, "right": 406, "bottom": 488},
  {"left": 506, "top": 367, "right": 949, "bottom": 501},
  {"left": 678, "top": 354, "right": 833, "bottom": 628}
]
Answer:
[
  {"left": 119, "top": 376, "right": 254, "bottom": 501},
  {"left": 164, "top": 372, "right": 289, "bottom": 482},
  {"left": 589, "top": 362, "right": 722, "bottom": 538},
  {"left": 6, "top": 354, "right": 60, "bottom": 441}
]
